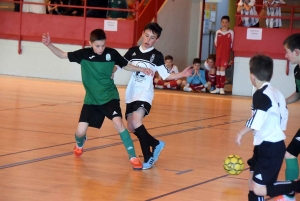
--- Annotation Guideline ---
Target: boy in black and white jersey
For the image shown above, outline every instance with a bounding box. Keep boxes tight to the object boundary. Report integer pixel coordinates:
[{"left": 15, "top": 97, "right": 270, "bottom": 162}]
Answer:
[
  {"left": 123, "top": 22, "right": 192, "bottom": 170},
  {"left": 235, "top": 54, "right": 300, "bottom": 201}
]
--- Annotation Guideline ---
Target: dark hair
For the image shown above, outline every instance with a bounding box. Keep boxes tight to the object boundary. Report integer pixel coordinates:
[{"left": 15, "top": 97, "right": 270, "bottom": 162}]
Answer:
[
  {"left": 249, "top": 54, "right": 273, "bottom": 82},
  {"left": 221, "top": 15, "right": 230, "bottom": 22},
  {"left": 193, "top": 58, "right": 201, "bottom": 64},
  {"left": 90, "top": 29, "right": 106, "bottom": 42},
  {"left": 283, "top": 33, "right": 300, "bottom": 52},
  {"left": 144, "top": 22, "right": 163, "bottom": 38},
  {"left": 207, "top": 54, "right": 216, "bottom": 62},
  {"left": 165, "top": 55, "right": 173, "bottom": 61}
]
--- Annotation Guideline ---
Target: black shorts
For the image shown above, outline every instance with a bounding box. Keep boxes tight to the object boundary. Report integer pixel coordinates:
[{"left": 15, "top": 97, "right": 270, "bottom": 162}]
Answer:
[
  {"left": 125, "top": 101, "right": 151, "bottom": 120},
  {"left": 286, "top": 129, "right": 300, "bottom": 157},
  {"left": 79, "top": 99, "right": 122, "bottom": 129},
  {"left": 248, "top": 140, "right": 285, "bottom": 185}
]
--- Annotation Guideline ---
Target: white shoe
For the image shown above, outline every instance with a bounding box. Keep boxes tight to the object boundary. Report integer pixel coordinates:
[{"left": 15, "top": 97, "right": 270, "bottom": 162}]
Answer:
[
  {"left": 220, "top": 88, "right": 225, "bottom": 94},
  {"left": 201, "top": 88, "right": 206, "bottom": 92},
  {"left": 183, "top": 86, "right": 192, "bottom": 92},
  {"left": 210, "top": 88, "right": 220, "bottom": 94},
  {"left": 155, "top": 85, "right": 163, "bottom": 89}
]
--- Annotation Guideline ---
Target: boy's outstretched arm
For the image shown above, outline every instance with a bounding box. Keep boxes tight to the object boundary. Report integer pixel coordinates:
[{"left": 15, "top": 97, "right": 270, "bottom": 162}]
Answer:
[
  {"left": 235, "top": 126, "right": 252, "bottom": 146},
  {"left": 165, "top": 66, "right": 193, "bottom": 80},
  {"left": 123, "top": 64, "right": 153, "bottom": 75},
  {"left": 42, "top": 32, "right": 68, "bottom": 59},
  {"left": 286, "top": 92, "right": 300, "bottom": 104}
]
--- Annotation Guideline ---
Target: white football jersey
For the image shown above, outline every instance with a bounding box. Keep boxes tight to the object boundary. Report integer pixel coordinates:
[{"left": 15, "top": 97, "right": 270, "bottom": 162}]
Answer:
[{"left": 124, "top": 46, "right": 170, "bottom": 105}]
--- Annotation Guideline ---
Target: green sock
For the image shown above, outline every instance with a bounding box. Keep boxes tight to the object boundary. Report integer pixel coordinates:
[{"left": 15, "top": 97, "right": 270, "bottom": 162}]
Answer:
[
  {"left": 119, "top": 129, "right": 136, "bottom": 159},
  {"left": 75, "top": 134, "right": 86, "bottom": 148},
  {"left": 285, "top": 158, "right": 299, "bottom": 198}
]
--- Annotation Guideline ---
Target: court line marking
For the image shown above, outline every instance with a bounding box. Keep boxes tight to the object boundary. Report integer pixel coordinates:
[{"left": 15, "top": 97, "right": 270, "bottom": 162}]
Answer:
[
  {"left": 0, "top": 118, "right": 245, "bottom": 169},
  {"left": 0, "top": 115, "right": 236, "bottom": 157},
  {"left": 145, "top": 168, "right": 250, "bottom": 201}
]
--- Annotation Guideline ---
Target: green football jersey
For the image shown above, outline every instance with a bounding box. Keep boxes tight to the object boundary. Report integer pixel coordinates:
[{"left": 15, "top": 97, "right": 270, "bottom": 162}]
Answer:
[{"left": 68, "top": 47, "right": 128, "bottom": 105}]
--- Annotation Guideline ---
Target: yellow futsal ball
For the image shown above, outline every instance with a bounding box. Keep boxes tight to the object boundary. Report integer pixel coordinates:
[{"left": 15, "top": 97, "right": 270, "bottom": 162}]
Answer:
[{"left": 223, "top": 154, "right": 244, "bottom": 175}]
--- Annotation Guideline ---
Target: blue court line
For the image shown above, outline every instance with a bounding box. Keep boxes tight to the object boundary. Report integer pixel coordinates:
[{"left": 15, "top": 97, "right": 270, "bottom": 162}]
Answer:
[
  {"left": 145, "top": 174, "right": 230, "bottom": 201},
  {"left": 0, "top": 115, "right": 240, "bottom": 157},
  {"left": 0, "top": 118, "right": 245, "bottom": 170},
  {"left": 146, "top": 167, "right": 250, "bottom": 201}
]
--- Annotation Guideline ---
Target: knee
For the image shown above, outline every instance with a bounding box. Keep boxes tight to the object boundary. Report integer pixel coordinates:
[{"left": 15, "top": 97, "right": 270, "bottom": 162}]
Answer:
[
  {"left": 177, "top": 79, "right": 182, "bottom": 85},
  {"left": 131, "top": 116, "right": 142, "bottom": 129},
  {"left": 252, "top": 183, "right": 265, "bottom": 196},
  {"left": 127, "top": 123, "right": 135, "bottom": 133},
  {"left": 113, "top": 118, "right": 125, "bottom": 132}
]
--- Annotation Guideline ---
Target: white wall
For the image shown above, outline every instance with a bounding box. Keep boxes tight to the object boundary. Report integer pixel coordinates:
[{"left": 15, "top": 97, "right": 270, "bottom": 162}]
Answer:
[
  {"left": 187, "top": 0, "right": 203, "bottom": 66},
  {"left": 154, "top": 0, "right": 196, "bottom": 70},
  {"left": 0, "top": 39, "right": 132, "bottom": 85},
  {"left": 232, "top": 57, "right": 296, "bottom": 98}
]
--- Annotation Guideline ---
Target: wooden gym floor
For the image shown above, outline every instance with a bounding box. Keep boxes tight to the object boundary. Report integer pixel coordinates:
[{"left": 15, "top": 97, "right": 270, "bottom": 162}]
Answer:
[{"left": 0, "top": 75, "right": 299, "bottom": 201}]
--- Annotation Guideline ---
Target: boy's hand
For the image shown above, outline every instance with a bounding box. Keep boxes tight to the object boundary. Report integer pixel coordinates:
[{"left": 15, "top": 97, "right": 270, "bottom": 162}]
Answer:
[
  {"left": 42, "top": 32, "right": 51, "bottom": 46},
  {"left": 142, "top": 68, "right": 153, "bottom": 76},
  {"left": 182, "top": 66, "right": 193, "bottom": 77},
  {"left": 235, "top": 133, "right": 243, "bottom": 146}
]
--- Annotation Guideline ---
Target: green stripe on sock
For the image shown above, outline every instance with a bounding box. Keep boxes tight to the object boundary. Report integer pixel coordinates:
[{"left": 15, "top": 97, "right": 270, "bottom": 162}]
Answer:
[
  {"left": 285, "top": 158, "right": 299, "bottom": 198},
  {"left": 119, "top": 129, "right": 136, "bottom": 159},
  {"left": 75, "top": 134, "right": 86, "bottom": 147}
]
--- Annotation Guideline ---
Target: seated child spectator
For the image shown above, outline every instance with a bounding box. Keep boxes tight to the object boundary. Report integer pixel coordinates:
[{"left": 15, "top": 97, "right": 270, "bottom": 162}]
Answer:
[
  {"left": 183, "top": 58, "right": 209, "bottom": 93},
  {"left": 203, "top": 54, "right": 217, "bottom": 91},
  {"left": 153, "top": 55, "right": 182, "bottom": 90},
  {"left": 48, "top": 0, "right": 63, "bottom": 15},
  {"left": 263, "top": 0, "right": 285, "bottom": 28}
]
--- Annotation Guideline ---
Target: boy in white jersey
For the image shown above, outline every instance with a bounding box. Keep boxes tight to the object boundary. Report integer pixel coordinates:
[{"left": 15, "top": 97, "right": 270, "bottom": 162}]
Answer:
[
  {"left": 123, "top": 22, "right": 192, "bottom": 169},
  {"left": 235, "top": 54, "right": 300, "bottom": 201},
  {"left": 153, "top": 55, "right": 182, "bottom": 90}
]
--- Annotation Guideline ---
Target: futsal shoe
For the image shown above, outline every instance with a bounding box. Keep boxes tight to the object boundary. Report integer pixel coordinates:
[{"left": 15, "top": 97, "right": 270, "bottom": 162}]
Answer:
[
  {"left": 143, "top": 157, "right": 155, "bottom": 170},
  {"left": 210, "top": 88, "right": 220, "bottom": 94},
  {"left": 153, "top": 140, "right": 165, "bottom": 164},
  {"left": 273, "top": 195, "right": 295, "bottom": 201},
  {"left": 130, "top": 157, "right": 143, "bottom": 170},
  {"left": 73, "top": 136, "right": 87, "bottom": 157}
]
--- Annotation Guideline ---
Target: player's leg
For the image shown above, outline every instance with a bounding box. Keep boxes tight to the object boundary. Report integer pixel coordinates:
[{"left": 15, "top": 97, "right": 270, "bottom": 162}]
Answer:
[
  {"left": 154, "top": 78, "right": 165, "bottom": 89},
  {"left": 175, "top": 79, "right": 182, "bottom": 90},
  {"left": 274, "top": 129, "right": 300, "bottom": 200},
  {"left": 219, "top": 66, "right": 226, "bottom": 94},
  {"left": 209, "top": 68, "right": 216, "bottom": 91},
  {"left": 74, "top": 122, "right": 89, "bottom": 157},
  {"left": 250, "top": 141, "right": 298, "bottom": 199},
  {"left": 74, "top": 104, "right": 104, "bottom": 157},
  {"left": 104, "top": 100, "right": 142, "bottom": 170},
  {"left": 131, "top": 101, "right": 165, "bottom": 167},
  {"left": 210, "top": 62, "right": 220, "bottom": 94},
  {"left": 247, "top": 148, "right": 265, "bottom": 201},
  {"left": 130, "top": 108, "right": 155, "bottom": 169}
]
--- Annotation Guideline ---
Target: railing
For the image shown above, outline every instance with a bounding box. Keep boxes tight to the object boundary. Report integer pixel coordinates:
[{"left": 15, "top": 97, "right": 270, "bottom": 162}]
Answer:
[
  {"left": 0, "top": 0, "right": 164, "bottom": 54},
  {"left": 234, "top": 4, "right": 300, "bottom": 75}
]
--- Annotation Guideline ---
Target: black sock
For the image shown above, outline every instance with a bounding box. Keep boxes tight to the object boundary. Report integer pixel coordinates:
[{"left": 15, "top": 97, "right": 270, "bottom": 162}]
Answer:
[
  {"left": 248, "top": 191, "right": 264, "bottom": 201},
  {"left": 144, "top": 129, "right": 159, "bottom": 149},
  {"left": 266, "top": 181, "right": 296, "bottom": 197},
  {"left": 135, "top": 125, "right": 152, "bottom": 162}
]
